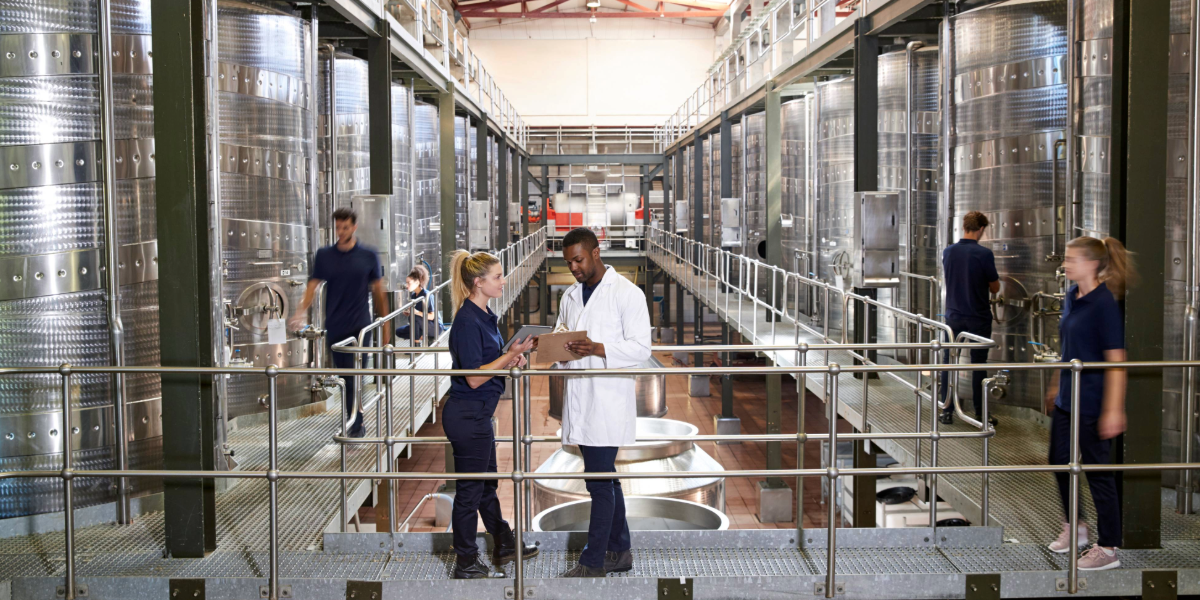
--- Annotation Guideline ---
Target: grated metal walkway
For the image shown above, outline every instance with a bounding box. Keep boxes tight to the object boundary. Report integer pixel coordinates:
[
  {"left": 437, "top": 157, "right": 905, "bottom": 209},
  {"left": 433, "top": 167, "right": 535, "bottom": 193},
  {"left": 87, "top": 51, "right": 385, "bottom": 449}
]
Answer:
[
  {"left": 649, "top": 254, "right": 1167, "bottom": 543},
  {"left": 0, "top": 343, "right": 449, "bottom": 573}
]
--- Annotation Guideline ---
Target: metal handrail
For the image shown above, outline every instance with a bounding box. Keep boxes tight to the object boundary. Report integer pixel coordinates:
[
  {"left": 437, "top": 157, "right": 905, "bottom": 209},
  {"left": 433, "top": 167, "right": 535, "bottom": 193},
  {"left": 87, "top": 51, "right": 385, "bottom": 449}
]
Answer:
[{"left": 8, "top": 357, "right": 1183, "bottom": 600}]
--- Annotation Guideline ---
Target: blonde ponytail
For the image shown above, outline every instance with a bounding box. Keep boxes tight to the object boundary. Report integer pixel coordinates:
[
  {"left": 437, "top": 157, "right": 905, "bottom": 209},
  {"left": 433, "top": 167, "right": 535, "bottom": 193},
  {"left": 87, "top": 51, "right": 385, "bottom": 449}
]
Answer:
[
  {"left": 1065, "top": 236, "right": 1139, "bottom": 299},
  {"left": 449, "top": 249, "right": 500, "bottom": 315}
]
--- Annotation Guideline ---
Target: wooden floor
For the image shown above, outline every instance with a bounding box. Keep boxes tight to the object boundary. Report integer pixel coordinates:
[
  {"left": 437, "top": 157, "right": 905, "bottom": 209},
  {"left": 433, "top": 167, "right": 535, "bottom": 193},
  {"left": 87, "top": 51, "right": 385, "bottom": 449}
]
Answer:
[{"left": 371, "top": 340, "right": 852, "bottom": 532}]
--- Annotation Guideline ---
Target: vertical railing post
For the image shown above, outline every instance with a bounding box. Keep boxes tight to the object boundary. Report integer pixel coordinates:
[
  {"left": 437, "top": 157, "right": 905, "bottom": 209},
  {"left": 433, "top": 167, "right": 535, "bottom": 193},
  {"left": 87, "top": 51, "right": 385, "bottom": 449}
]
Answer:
[
  {"left": 523, "top": 360, "right": 533, "bottom": 530},
  {"left": 409, "top": 327, "right": 417, "bottom": 459},
  {"left": 981, "top": 376, "right": 991, "bottom": 526},
  {"left": 825, "top": 362, "right": 840, "bottom": 599},
  {"left": 914, "top": 323, "right": 924, "bottom": 480},
  {"left": 797, "top": 344, "right": 809, "bottom": 538},
  {"left": 384, "top": 345, "right": 397, "bottom": 533},
  {"left": 509, "top": 367, "right": 525, "bottom": 597},
  {"left": 60, "top": 364, "right": 77, "bottom": 600},
  {"left": 1068, "top": 360, "right": 1083, "bottom": 593},
  {"left": 266, "top": 365, "right": 280, "bottom": 600},
  {"left": 928, "top": 339, "right": 941, "bottom": 527}
]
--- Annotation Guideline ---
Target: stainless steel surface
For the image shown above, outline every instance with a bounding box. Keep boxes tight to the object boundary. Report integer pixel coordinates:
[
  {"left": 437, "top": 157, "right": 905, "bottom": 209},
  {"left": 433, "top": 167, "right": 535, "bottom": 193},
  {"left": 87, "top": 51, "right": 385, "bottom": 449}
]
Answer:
[
  {"left": 547, "top": 356, "right": 667, "bottom": 421},
  {"left": 815, "top": 77, "right": 855, "bottom": 336},
  {"left": 531, "top": 418, "right": 724, "bottom": 514},
  {"left": 950, "top": 0, "right": 1069, "bottom": 407},
  {"left": 531, "top": 497, "right": 730, "bottom": 532},
  {"left": 318, "top": 50, "right": 369, "bottom": 248},
  {"left": 878, "top": 46, "right": 939, "bottom": 358},
  {"left": 0, "top": 0, "right": 161, "bottom": 519},
  {"left": 219, "top": 0, "right": 316, "bottom": 420},
  {"left": 413, "top": 100, "right": 442, "bottom": 286}
]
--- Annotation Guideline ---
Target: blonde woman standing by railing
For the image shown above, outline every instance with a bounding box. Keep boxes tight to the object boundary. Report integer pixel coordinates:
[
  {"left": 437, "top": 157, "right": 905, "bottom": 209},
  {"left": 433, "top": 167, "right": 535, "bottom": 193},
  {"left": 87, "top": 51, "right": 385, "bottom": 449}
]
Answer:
[
  {"left": 443, "top": 249, "right": 537, "bottom": 579},
  {"left": 1045, "top": 236, "right": 1136, "bottom": 570}
]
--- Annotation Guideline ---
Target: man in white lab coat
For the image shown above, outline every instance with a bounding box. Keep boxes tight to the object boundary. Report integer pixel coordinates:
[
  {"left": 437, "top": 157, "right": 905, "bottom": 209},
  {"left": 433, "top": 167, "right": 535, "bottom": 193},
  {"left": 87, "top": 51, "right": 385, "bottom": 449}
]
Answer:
[{"left": 552, "top": 228, "right": 652, "bottom": 577}]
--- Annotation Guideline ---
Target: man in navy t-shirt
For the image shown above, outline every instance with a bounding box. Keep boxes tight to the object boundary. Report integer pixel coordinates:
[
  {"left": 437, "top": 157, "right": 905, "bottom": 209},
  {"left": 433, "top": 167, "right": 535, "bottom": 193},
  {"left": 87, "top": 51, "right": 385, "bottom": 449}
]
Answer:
[
  {"left": 939, "top": 211, "right": 1000, "bottom": 426},
  {"left": 290, "top": 208, "right": 390, "bottom": 437}
]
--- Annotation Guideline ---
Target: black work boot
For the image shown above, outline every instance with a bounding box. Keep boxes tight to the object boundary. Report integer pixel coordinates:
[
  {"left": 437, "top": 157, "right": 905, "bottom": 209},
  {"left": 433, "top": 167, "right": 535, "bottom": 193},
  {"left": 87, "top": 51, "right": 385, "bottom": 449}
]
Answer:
[
  {"left": 938, "top": 412, "right": 953, "bottom": 425},
  {"left": 492, "top": 532, "right": 539, "bottom": 566},
  {"left": 604, "top": 549, "right": 633, "bottom": 573},
  {"left": 453, "top": 555, "right": 492, "bottom": 579},
  {"left": 560, "top": 563, "right": 606, "bottom": 578}
]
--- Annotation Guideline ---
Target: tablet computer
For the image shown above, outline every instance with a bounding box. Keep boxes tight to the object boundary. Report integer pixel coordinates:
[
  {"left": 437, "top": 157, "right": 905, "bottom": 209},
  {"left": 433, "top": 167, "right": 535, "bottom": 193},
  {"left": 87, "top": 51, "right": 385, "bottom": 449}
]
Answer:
[{"left": 503, "top": 325, "right": 554, "bottom": 352}]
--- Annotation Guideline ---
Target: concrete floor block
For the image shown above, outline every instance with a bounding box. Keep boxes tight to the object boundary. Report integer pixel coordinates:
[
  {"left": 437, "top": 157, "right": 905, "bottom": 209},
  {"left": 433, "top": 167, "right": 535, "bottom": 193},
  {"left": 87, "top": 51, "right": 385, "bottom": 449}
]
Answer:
[
  {"left": 758, "top": 481, "right": 793, "bottom": 524},
  {"left": 688, "top": 374, "right": 710, "bottom": 397},
  {"left": 714, "top": 416, "right": 741, "bottom": 444}
]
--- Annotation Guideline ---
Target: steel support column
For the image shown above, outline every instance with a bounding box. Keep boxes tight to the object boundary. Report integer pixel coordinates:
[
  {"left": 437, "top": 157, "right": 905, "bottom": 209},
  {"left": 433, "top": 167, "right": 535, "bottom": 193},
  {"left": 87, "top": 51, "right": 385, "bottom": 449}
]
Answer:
[
  {"left": 663, "top": 154, "right": 673, "bottom": 341},
  {"left": 151, "top": 0, "right": 218, "bottom": 557},
  {"left": 852, "top": 437, "right": 877, "bottom": 527},
  {"left": 498, "top": 137, "right": 509, "bottom": 247},
  {"left": 764, "top": 80, "right": 785, "bottom": 491},
  {"left": 438, "top": 88, "right": 458, "bottom": 493},
  {"left": 367, "top": 23, "right": 392, "bottom": 196},
  {"left": 853, "top": 19, "right": 880, "bottom": 371},
  {"left": 1119, "top": 0, "right": 1168, "bottom": 549},
  {"left": 692, "top": 136, "right": 704, "bottom": 379}
]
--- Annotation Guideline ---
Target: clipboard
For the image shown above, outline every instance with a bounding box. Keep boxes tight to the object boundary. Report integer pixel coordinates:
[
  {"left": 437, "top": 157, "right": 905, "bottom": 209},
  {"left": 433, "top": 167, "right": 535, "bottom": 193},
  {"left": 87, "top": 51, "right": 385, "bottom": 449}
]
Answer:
[
  {"left": 503, "top": 325, "right": 554, "bottom": 352},
  {"left": 535, "top": 330, "right": 589, "bottom": 363}
]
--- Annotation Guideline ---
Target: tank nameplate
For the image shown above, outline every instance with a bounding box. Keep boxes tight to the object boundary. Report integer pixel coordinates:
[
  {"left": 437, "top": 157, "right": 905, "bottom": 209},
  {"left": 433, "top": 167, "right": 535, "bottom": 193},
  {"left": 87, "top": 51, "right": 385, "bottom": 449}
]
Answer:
[
  {"left": 216, "top": 62, "right": 311, "bottom": 110},
  {"left": 1077, "top": 38, "right": 1112, "bottom": 77},
  {"left": 0, "top": 249, "right": 102, "bottom": 301},
  {"left": 952, "top": 130, "right": 1065, "bottom": 172},
  {"left": 218, "top": 143, "right": 309, "bottom": 184},
  {"left": 953, "top": 55, "right": 1066, "bottom": 104},
  {"left": 118, "top": 240, "right": 158, "bottom": 286},
  {"left": 222, "top": 219, "right": 309, "bottom": 253},
  {"left": 0, "top": 33, "right": 94, "bottom": 78},
  {"left": 111, "top": 35, "right": 153, "bottom": 75},
  {"left": 0, "top": 141, "right": 101, "bottom": 190}
]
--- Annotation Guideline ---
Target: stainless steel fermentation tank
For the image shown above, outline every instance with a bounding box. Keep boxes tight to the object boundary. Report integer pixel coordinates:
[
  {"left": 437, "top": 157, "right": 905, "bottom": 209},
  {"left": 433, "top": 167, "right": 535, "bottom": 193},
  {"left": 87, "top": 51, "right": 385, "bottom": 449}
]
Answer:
[
  {"left": 531, "top": 418, "right": 725, "bottom": 515},
  {"left": 413, "top": 101, "right": 442, "bottom": 285},
  {"left": 547, "top": 356, "right": 668, "bottom": 420},
  {"left": 0, "top": 0, "right": 160, "bottom": 518},
  {"left": 948, "top": 0, "right": 1076, "bottom": 408},
  {"left": 218, "top": 1, "right": 317, "bottom": 420},
  {"left": 815, "top": 78, "right": 856, "bottom": 336},
  {"left": 877, "top": 46, "right": 940, "bottom": 359},
  {"left": 783, "top": 98, "right": 814, "bottom": 316}
]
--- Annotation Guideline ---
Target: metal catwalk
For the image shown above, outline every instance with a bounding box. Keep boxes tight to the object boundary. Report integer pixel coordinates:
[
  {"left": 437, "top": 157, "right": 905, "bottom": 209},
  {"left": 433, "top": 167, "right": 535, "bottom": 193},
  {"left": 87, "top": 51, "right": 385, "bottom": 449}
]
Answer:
[{"left": 646, "top": 252, "right": 1189, "bottom": 544}]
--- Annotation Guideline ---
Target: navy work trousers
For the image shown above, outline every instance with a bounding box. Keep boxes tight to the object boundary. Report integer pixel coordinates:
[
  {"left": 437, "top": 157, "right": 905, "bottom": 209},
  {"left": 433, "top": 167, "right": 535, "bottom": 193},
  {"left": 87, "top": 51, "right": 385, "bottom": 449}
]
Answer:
[
  {"left": 443, "top": 399, "right": 510, "bottom": 559},
  {"left": 1048, "top": 407, "right": 1121, "bottom": 547},
  {"left": 940, "top": 315, "right": 992, "bottom": 416},
  {"left": 579, "top": 445, "right": 631, "bottom": 569}
]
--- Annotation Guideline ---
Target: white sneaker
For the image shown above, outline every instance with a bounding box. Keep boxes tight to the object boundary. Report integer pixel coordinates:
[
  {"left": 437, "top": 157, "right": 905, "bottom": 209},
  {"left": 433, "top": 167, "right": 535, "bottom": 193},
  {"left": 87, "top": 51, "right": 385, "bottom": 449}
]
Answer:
[
  {"left": 1078, "top": 545, "right": 1120, "bottom": 570},
  {"left": 1048, "top": 522, "right": 1089, "bottom": 553}
]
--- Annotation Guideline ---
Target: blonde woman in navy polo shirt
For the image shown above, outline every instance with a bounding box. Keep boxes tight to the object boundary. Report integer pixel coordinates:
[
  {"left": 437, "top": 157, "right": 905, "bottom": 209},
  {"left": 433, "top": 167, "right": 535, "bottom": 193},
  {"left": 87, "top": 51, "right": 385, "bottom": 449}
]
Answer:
[
  {"left": 1045, "top": 236, "right": 1136, "bottom": 570},
  {"left": 443, "top": 250, "right": 537, "bottom": 579}
]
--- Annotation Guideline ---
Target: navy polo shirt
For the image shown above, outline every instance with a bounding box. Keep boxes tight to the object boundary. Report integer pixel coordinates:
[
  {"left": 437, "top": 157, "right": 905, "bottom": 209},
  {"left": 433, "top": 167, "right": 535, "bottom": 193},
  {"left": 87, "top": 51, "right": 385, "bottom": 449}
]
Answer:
[
  {"left": 448, "top": 299, "right": 505, "bottom": 410},
  {"left": 581, "top": 280, "right": 600, "bottom": 305},
  {"left": 942, "top": 238, "right": 999, "bottom": 322},
  {"left": 1055, "top": 282, "right": 1124, "bottom": 417},
  {"left": 311, "top": 241, "right": 382, "bottom": 338}
]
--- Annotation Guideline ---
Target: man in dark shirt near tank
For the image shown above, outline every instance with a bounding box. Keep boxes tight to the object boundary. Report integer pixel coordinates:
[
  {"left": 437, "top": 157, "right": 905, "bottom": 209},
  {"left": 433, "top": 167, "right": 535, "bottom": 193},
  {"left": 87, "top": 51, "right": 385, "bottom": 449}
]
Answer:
[
  {"left": 290, "top": 208, "right": 391, "bottom": 437},
  {"left": 939, "top": 211, "right": 1000, "bottom": 427}
]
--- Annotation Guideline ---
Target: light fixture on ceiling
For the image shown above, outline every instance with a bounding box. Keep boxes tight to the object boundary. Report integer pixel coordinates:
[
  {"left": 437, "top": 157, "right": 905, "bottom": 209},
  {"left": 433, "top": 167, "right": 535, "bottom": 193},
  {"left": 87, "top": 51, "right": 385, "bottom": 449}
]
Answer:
[
  {"left": 586, "top": 0, "right": 600, "bottom": 7},
  {"left": 589, "top": 14, "right": 597, "bottom": 22}
]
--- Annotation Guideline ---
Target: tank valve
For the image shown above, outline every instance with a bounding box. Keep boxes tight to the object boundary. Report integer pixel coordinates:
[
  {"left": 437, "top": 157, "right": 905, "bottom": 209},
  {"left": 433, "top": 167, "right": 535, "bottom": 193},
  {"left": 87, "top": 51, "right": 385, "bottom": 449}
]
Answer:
[{"left": 986, "top": 370, "right": 1010, "bottom": 400}]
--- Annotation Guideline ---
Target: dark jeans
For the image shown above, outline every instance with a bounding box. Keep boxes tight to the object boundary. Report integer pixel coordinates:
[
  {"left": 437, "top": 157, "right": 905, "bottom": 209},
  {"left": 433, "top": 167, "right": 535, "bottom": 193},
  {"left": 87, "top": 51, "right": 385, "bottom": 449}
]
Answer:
[
  {"left": 328, "top": 331, "right": 365, "bottom": 436},
  {"left": 939, "top": 315, "right": 992, "bottom": 416},
  {"left": 443, "top": 399, "right": 510, "bottom": 560},
  {"left": 579, "top": 445, "right": 631, "bottom": 569},
  {"left": 1048, "top": 408, "right": 1121, "bottom": 547}
]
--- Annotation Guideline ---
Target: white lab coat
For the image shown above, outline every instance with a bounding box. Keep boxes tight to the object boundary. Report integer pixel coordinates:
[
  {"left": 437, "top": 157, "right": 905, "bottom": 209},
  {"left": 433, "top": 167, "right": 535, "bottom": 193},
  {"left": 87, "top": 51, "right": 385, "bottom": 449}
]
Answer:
[{"left": 556, "top": 266, "right": 652, "bottom": 447}]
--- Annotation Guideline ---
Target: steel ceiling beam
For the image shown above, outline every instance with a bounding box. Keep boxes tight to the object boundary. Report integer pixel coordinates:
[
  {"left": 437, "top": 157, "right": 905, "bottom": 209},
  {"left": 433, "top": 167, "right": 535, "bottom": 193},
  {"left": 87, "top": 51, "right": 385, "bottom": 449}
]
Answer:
[{"left": 459, "top": 8, "right": 724, "bottom": 17}]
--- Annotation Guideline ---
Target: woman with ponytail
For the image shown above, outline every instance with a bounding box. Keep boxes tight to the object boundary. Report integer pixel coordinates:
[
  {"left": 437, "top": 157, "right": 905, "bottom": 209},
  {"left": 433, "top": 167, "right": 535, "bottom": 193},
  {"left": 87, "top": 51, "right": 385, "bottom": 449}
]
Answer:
[
  {"left": 443, "top": 250, "right": 537, "bottom": 579},
  {"left": 1045, "top": 237, "right": 1137, "bottom": 569}
]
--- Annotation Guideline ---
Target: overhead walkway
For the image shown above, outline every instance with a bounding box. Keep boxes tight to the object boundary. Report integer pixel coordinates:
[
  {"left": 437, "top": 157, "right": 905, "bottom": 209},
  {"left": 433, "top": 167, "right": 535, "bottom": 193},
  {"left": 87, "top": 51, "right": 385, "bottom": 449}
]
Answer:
[{"left": 645, "top": 231, "right": 1196, "bottom": 545}]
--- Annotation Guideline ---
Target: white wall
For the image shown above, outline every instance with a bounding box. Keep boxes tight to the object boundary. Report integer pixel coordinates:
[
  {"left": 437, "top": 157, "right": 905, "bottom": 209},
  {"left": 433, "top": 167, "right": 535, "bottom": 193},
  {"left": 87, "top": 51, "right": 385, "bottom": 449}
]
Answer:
[{"left": 470, "top": 26, "right": 716, "bottom": 127}]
